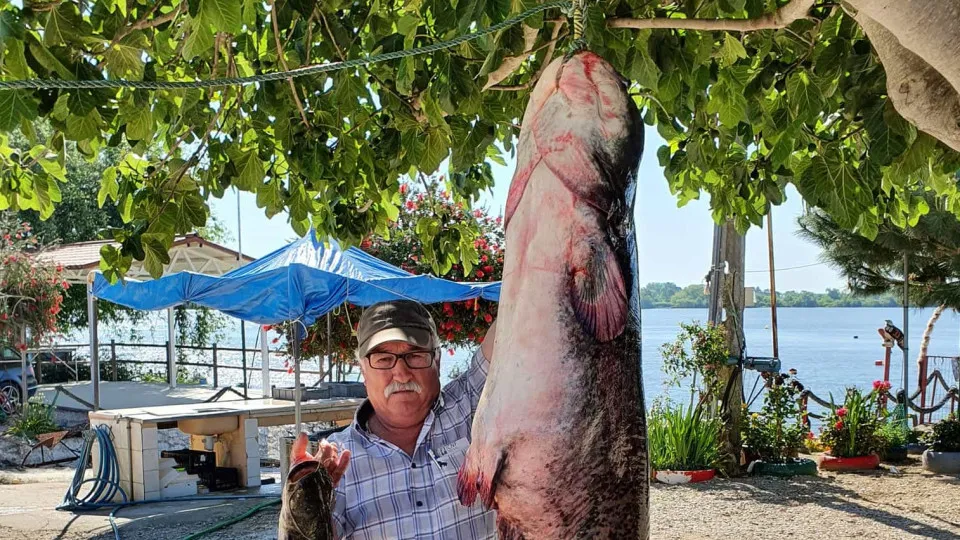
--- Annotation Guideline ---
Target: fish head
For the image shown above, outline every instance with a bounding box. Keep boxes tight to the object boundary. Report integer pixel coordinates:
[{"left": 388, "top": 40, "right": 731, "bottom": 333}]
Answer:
[{"left": 506, "top": 50, "right": 644, "bottom": 228}]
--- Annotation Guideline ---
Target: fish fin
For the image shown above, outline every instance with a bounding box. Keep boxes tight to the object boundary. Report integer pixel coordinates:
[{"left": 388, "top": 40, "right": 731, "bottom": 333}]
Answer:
[
  {"left": 570, "top": 241, "right": 628, "bottom": 342},
  {"left": 497, "top": 517, "right": 526, "bottom": 540},
  {"left": 504, "top": 145, "right": 539, "bottom": 228},
  {"left": 457, "top": 446, "right": 506, "bottom": 510}
]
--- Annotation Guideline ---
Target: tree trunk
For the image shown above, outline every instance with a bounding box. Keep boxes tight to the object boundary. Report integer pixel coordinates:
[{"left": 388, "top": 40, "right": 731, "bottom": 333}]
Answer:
[
  {"left": 916, "top": 303, "right": 946, "bottom": 388},
  {"left": 718, "top": 220, "right": 746, "bottom": 475}
]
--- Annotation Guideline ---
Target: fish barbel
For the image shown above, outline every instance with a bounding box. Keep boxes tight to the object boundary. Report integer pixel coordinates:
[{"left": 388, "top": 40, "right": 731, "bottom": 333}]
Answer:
[{"left": 456, "top": 50, "right": 648, "bottom": 539}]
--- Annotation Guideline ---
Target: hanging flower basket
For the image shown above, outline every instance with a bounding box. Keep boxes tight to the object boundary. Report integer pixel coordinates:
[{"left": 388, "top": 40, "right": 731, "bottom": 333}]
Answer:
[
  {"left": 817, "top": 453, "right": 880, "bottom": 471},
  {"left": 653, "top": 469, "right": 715, "bottom": 484},
  {"left": 749, "top": 458, "right": 818, "bottom": 477}
]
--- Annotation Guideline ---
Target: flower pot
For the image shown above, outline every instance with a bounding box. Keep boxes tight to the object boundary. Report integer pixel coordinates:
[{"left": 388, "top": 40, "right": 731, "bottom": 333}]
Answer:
[
  {"left": 906, "top": 442, "right": 929, "bottom": 455},
  {"left": 750, "top": 458, "right": 818, "bottom": 477},
  {"left": 817, "top": 454, "right": 880, "bottom": 471},
  {"left": 882, "top": 445, "right": 909, "bottom": 463},
  {"left": 654, "top": 469, "right": 716, "bottom": 484},
  {"left": 921, "top": 450, "right": 960, "bottom": 474}
]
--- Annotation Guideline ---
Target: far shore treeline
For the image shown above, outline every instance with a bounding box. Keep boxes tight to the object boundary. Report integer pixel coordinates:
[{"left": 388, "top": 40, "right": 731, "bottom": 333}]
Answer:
[{"left": 641, "top": 282, "right": 902, "bottom": 309}]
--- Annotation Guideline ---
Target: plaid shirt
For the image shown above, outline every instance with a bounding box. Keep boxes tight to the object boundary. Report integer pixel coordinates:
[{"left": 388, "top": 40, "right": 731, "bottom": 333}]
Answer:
[{"left": 326, "top": 347, "right": 498, "bottom": 539}]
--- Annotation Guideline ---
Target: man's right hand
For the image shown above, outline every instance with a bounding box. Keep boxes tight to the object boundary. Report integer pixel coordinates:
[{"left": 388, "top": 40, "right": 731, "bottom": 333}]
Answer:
[{"left": 288, "top": 432, "right": 350, "bottom": 485}]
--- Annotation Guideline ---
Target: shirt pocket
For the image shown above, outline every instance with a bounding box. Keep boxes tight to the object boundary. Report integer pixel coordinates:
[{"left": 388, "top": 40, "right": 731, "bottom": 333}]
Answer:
[{"left": 431, "top": 438, "right": 490, "bottom": 522}]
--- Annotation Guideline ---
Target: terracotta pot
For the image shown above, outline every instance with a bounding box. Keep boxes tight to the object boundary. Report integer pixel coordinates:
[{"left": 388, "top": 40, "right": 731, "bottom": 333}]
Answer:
[
  {"left": 817, "top": 453, "right": 880, "bottom": 471},
  {"left": 654, "top": 469, "right": 716, "bottom": 484}
]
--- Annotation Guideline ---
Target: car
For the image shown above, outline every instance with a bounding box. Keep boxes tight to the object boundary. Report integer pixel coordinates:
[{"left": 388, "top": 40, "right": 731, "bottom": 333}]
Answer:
[{"left": 0, "top": 344, "right": 38, "bottom": 410}]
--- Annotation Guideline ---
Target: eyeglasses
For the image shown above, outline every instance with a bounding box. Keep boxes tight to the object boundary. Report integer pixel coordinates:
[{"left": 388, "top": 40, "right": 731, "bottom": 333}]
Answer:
[{"left": 365, "top": 348, "right": 438, "bottom": 370}]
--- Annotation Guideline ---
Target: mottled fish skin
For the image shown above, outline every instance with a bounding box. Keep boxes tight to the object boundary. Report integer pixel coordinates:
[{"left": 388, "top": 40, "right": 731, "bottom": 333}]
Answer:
[
  {"left": 457, "top": 50, "right": 647, "bottom": 539},
  {"left": 278, "top": 461, "right": 336, "bottom": 540}
]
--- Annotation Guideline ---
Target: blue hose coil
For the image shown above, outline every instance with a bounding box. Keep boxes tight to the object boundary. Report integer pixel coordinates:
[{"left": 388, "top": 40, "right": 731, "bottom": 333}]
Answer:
[{"left": 57, "top": 424, "right": 279, "bottom": 540}]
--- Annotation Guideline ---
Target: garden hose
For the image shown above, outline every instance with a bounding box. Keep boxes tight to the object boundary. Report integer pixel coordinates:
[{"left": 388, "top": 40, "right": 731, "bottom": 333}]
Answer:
[
  {"left": 57, "top": 424, "right": 280, "bottom": 540},
  {"left": 181, "top": 498, "right": 282, "bottom": 540}
]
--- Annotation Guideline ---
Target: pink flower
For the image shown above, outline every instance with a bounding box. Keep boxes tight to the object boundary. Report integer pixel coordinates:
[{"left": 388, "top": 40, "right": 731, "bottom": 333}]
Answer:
[
  {"left": 473, "top": 210, "right": 483, "bottom": 218},
  {"left": 448, "top": 349, "right": 455, "bottom": 356},
  {"left": 405, "top": 201, "right": 416, "bottom": 211},
  {"left": 834, "top": 421, "right": 844, "bottom": 430},
  {"left": 836, "top": 407, "right": 847, "bottom": 418},
  {"left": 399, "top": 184, "right": 408, "bottom": 195},
  {"left": 807, "top": 432, "right": 815, "bottom": 440}
]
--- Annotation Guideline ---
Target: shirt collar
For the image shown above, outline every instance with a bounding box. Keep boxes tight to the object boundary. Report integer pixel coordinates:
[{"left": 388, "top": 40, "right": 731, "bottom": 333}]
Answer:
[{"left": 352, "top": 391, "right": 445, "bottom": 441}]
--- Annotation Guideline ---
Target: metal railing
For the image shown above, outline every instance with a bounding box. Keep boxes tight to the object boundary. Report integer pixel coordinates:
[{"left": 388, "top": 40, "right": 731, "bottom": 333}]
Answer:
[{"left": 31, "top": 341, "right": 337, "bottom": 390}]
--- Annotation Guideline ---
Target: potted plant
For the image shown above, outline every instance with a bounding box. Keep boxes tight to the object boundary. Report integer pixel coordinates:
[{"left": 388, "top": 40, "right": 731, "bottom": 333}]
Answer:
[
  {"left": 817, "top": 387, "right": 883, "bottom": 471},
  {"left": 921, "top": 414, "right": 960, "bottom": 474},
  {"left": 741, "top": 372, "right": 817, "bottom": 476},
  {"left": 875, "top": 420, "right": 910, "bottom": 463},
  {"left": 649, "top": 399, "right": 725, "bottom": 484}
]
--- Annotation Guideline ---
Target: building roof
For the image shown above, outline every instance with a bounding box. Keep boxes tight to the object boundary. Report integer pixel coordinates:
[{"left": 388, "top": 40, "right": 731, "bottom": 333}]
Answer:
[{"left": 37, "top": 233, "right": 254, "bottom": 283}]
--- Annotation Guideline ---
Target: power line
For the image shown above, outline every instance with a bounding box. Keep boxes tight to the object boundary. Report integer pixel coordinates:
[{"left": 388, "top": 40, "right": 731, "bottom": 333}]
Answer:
[
  {"left": 0, "top": 0, "right": 571, "bottom": 91},
  {"left": 744, "top": 262, "right": 826, "bottom": 273}
]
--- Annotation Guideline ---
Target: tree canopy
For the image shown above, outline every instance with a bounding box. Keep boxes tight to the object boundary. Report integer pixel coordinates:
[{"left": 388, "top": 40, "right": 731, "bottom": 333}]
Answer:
[
  {"left": 798, "top": 192, "right": 960, "bottom": 309},
  {"left": 1, "top": 0, "right": 959, "bottom": 279}
]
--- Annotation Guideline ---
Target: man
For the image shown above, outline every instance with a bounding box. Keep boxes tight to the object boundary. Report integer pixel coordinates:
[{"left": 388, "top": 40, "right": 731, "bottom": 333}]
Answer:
[{"left": 288, "top": 299, "right": 498, "bottom": 538}]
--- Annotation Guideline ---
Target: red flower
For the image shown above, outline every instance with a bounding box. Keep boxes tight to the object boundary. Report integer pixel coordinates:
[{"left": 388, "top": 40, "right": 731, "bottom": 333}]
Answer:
[
  {"left": 481, "top": 255, "right": 488, "bottom": 263},
  {"left": 483, "top": 265, "right": 494, "bottom": 274},
  {"left": 473, "top": 210, "right": 483, "bottom": 218},
  {"left": 399, "top": 184, "right": 409, "bottom": 195},
  {"left": 15, "top": 343, "right": 27, "bottom": 352},
  {"left": 467, "top": 333, "right": 475, "bottom": 341},
  {"left": 446, "top": 332, "right": 454, "bottom": 341},
  {"left": 836, "top": 407, "right": 847, "bottom": 418},
  {"left": 476, "top": 270, "right": 484, "bottom": 278},
  {"left": 448, "top": 349, "right": 455, "bottom": 356},
  {"left": 484, "top": 313, "right": 493, "bottom": 323},
  {"left": 807, "top": 432, "right": 815, "bottom": 440},
  {"left": 406, "top": 201, "right": 417, "bottom": 211},
  {"left": 834, "top": 421, "right": 844, "bottom": 430}
]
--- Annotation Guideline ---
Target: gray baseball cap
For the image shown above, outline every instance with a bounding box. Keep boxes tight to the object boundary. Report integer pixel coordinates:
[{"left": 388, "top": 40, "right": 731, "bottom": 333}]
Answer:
[{"left": 356, "top": 300, "right": 439, "bottom": 358}]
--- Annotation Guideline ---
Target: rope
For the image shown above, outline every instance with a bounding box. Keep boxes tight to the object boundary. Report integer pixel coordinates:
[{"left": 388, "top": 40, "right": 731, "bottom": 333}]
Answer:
[{"left": 0, "top": 0, "right": 571, "bottom": 91}]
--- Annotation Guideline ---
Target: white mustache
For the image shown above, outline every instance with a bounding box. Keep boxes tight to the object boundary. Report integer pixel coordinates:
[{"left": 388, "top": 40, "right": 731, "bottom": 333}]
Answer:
[{"left": 384, "top": 380, "right": 422, "bottom": 399}]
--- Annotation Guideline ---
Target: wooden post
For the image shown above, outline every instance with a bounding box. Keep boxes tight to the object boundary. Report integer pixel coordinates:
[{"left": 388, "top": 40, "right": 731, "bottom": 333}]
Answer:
[
  {"left": 111, "top": 339, "right": 117, "bottom": 382},
  {"left": 718, "top": 219, "right": 746, "bottom": 474},
  {"left": 766, "top": 210, "right": 779, "bottom": 359},
  {"left": 212, "top": 343, "right": 219, "bottom": 388}
]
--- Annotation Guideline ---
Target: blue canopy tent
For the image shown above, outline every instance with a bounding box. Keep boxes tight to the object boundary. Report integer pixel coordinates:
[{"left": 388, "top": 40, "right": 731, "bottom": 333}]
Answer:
[{"left": 87, "top": 230, "right": 501, "bottom": 431}]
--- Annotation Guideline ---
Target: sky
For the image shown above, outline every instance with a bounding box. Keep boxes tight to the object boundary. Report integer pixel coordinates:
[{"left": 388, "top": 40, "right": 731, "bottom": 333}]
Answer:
[{"left": 210, "top": 129, "right": 847, "bottom": 293}]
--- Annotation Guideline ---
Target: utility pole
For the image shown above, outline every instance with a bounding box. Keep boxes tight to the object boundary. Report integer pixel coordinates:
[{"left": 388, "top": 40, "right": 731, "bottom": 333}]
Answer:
[{"left": 708, "top": 219, "right": 746, "bottom": 474}]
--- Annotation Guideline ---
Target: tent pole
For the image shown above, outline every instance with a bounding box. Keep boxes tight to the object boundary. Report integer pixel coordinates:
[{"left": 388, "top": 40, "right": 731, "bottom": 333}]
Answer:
[
  {"left": 294, "top": 325, "right": 302, "bottom": 433},
  {"left": 87, "top": 274, "right": 100, "bottom": 410},
  {"left": 261, "top": 326, "right": 270, "bottom": 398},
  {"left": 168, "top": 307, "right": 176, "bottom": 388}
]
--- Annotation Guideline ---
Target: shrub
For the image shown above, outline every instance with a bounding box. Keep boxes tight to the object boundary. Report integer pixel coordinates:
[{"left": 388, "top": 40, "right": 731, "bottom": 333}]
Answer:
[
  {"left": 8, "top": 392, "right": 60, "bottom": 439},
  {"left": 818, "top": 387, "right": 884, "bottom": 458},
  {"left": 741, "top": 373, "right": 807, "bottom": 463},
  {"left": 649, "top": 400, "right": 725, "bottom": 472},
  {"left": 924, "top": 415, "right": 960, "bottom": 452}
]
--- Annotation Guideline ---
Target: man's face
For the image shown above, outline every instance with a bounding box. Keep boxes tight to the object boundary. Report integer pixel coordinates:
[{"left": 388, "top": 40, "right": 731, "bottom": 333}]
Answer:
[{"left": 360, "top": 340, "right": 441, "bottom": 430}]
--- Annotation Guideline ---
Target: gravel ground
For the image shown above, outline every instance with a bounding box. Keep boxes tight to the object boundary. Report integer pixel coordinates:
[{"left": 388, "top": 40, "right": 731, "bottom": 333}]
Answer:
[{"left": 1, "top": 455, "right": 958, "bottom": 539}]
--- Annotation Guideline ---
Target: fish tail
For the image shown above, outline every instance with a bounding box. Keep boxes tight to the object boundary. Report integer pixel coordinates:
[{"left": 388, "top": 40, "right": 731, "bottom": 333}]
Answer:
[
  {"left": 457, "top": 446, "right": 505, "bottom": 510},
  {"left": 456, "top": 449, "right": 480, "bottom": 506}
]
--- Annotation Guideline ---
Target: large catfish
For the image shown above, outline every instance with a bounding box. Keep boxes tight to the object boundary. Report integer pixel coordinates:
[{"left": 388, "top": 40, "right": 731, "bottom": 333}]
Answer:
[{"left": 456, "top": 50, "right": 647, "bottom": 538}]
